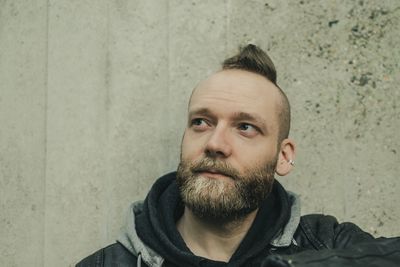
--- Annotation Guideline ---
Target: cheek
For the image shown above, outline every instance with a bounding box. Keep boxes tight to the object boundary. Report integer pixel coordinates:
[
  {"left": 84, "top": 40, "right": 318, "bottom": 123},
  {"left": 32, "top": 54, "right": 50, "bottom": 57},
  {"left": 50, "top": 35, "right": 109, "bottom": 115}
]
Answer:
[
  {"left": 235, "top": 141, "right": 278, "bottom": 166},
  {"left": 181, "top": 132, "right": 201, "bottom": 160}
]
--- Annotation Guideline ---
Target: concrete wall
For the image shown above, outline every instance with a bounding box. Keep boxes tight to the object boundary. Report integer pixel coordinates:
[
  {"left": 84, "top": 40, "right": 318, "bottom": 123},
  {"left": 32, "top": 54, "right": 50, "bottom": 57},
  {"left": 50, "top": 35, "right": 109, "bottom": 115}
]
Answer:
[{"left": 0, "top": 0, "right": 398, "bottom": 266}]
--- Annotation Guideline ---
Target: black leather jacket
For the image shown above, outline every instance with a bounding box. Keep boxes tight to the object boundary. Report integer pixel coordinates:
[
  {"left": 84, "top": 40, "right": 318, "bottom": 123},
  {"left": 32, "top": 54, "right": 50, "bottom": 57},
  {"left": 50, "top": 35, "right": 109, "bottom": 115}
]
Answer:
[
  {"left": 77, "top": 173, "right": 400, "bottom": 267},
  {"left": 77, "top": 214, "right": 400, "bottom": 267}
]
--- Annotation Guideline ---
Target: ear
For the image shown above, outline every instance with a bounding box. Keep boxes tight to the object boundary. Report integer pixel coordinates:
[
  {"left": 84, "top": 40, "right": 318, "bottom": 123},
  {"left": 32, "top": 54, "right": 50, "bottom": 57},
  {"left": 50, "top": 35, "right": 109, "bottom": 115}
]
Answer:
[{"left": 275, "top": 138, "right": 296, "bottom": 176}]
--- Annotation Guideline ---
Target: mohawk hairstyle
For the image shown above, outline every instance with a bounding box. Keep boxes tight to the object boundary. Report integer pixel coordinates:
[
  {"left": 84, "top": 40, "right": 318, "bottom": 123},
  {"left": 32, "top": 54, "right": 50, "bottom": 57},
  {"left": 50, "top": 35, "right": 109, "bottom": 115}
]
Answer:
[
  {"left": 223, "top": 44, "right": 277, "bottom": 84},
  {"left": 222, "top": 44, "right": 291, "bottom": 144}
]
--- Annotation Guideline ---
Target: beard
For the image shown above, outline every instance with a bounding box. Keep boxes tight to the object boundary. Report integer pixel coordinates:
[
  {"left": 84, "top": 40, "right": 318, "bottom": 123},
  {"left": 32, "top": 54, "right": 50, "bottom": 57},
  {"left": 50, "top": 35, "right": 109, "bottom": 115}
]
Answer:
[{"left": 176, "top": 156, "right": 277, "bottom": 223}]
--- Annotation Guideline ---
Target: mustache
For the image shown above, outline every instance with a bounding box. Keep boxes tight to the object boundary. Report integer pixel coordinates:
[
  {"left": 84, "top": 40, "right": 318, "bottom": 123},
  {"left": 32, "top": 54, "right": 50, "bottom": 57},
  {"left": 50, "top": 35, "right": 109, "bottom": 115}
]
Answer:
[{"left": 190, "top": 158, "right": 240, "bottom": 180}]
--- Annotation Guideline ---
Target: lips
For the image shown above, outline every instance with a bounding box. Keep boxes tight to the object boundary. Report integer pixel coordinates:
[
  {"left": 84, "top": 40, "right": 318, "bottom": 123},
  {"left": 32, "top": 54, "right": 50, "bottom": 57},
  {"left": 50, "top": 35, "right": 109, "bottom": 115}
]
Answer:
[
  {"left": 194, "top": 167, "right": 223, "bottom": 175},
  {"left": 200, "top": 172, "right": 230, "bottom": 180},
  {"left": 190, "top": 159, "right": 239, "bottom": 180},
  {"left": 194, "top": 168, "right": 233, "bottom": 180}
]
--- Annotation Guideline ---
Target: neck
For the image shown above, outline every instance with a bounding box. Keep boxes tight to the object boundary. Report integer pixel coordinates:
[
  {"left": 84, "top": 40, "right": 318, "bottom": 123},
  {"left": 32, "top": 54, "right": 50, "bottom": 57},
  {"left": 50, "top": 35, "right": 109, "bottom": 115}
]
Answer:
[{"left": 176, "top": 207, "right": 258, "bottom": 262}]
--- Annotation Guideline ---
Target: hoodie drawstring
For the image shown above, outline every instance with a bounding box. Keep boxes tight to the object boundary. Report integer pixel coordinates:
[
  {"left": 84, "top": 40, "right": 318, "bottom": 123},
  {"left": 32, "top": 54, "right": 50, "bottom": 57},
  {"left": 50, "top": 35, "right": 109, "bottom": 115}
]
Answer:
[{"left": 137, "top": 252, "right": 142, "bottom": 267}]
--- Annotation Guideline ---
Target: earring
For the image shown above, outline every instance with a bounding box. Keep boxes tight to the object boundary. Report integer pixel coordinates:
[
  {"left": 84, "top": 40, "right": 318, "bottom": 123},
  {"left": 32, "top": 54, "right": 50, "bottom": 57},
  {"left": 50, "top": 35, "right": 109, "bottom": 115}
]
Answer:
[{"left": 288, "top": 159, "right": 295, "bottom": 166}]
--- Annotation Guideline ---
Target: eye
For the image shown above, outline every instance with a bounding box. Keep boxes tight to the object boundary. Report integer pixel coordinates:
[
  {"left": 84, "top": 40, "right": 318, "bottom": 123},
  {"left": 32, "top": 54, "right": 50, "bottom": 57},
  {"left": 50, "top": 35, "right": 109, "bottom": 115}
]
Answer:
[
  {"left": 238, "top": 123, "right": 253, "bottom": 131},
  {"left": 189, "top": 118, "right": 209, "bottom": 131},
  {"left": 237, "top": 123, "right": 259, "bottom": 137},
  {"left": 191, "top": 118, "right": 205, "bottom": 126}
]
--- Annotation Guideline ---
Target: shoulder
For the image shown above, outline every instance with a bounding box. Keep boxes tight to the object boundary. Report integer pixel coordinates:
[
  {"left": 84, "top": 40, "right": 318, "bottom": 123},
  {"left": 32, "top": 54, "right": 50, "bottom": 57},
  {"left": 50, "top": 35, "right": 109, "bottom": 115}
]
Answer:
[
  {"left": 76, "top": 242, "right": 138, "bottom": 267},
  {"left": 295, "top": 214, "right": 374, "bottom": 249}
]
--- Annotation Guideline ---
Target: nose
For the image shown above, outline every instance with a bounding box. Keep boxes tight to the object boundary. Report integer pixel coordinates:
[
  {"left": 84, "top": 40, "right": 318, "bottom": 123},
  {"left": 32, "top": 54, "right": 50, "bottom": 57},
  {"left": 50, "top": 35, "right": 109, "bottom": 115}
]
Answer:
[{"left": 204, "top": 125, "right": 232, "bottom": 158}]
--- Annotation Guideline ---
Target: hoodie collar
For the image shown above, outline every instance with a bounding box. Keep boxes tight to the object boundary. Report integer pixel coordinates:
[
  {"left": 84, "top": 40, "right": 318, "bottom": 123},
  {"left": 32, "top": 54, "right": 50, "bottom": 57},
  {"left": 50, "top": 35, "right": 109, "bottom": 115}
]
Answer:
[
  {"left": 270, "top": 192, "right": 301, "bottom": 247},
  {"left": 118, "top": 201, "right": 164, "bottom": 267},
  {"left": 118, "top": 172, "right": 301, "bottom": 266}
]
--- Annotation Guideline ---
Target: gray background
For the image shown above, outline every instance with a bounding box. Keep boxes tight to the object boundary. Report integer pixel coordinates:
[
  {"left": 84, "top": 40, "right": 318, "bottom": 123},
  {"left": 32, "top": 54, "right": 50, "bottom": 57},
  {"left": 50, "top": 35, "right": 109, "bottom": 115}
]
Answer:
[{"left": 0, "top": 0, "right": 399, "bottom": 266}]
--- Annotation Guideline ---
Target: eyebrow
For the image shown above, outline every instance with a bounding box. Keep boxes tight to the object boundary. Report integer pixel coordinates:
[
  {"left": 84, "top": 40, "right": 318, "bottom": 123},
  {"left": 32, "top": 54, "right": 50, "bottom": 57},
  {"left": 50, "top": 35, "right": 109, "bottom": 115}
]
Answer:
[{"left": 188, "top": 108, "right": 215, "bottom": 120}]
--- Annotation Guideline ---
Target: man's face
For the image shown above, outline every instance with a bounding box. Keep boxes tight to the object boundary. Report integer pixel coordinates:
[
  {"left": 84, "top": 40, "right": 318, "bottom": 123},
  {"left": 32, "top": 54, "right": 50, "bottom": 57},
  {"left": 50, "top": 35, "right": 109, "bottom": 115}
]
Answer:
[{"left": 176, "top": 69, "right": 282, "bottom": 222}]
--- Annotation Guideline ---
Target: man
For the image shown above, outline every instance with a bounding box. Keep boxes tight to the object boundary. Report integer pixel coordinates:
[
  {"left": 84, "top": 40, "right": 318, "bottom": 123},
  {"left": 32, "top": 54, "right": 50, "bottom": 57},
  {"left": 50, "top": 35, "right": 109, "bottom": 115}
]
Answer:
[{"left": 77, "top": 45, "right": 399, "bottom": 266}]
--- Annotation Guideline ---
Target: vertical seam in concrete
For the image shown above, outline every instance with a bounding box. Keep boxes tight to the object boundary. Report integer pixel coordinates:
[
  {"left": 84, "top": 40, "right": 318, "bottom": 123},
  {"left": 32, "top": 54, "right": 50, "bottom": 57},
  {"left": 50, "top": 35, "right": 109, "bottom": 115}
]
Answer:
[
  {"left": 224, "top": 0, "right": 231, "bottom": 55},
  {"left": 43, "top": 0, "right": 50, "bottom": 265},
  {"left": 105, "top": 0, "right": 111, "bottom": 243},
  {"left": 167, "top": 0, "right": 171, "bottom": 165},
  {"left": 335, "top": 85, "right": 347, "bottom": 218}
]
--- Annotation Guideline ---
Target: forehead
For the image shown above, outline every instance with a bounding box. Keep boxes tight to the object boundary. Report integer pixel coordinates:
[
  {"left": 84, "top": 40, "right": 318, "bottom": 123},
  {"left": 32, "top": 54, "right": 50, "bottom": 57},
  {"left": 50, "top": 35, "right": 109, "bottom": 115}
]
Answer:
[{"left": 189, "top": 70, "right": 281, "bottom": 125}]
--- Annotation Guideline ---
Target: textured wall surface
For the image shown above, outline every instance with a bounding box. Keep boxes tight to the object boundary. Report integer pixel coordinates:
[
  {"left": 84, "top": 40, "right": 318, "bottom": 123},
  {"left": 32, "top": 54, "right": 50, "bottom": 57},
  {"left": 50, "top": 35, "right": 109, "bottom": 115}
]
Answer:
[
  {"left": 0, "top": 1, "right": 47, "bottom": 266},
  {"left": 0, "top": 0, "right": 399, "bottom": 266}
]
